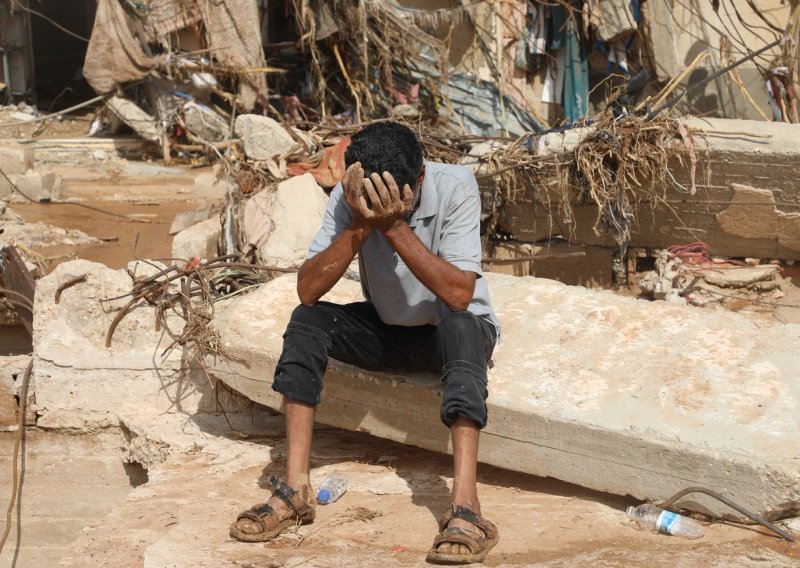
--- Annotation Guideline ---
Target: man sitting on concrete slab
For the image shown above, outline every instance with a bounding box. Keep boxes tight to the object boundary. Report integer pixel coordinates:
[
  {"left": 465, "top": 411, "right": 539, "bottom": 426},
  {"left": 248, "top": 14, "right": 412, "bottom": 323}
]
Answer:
[{"left": 229, "top": 121, "right": 501, "bottom": 564}]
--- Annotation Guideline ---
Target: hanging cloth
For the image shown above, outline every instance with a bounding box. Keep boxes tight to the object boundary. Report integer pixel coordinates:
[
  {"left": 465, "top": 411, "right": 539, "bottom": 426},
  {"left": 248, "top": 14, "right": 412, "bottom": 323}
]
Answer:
[{"left": 563, "top": 16, "right": 589, "bottom": 123}]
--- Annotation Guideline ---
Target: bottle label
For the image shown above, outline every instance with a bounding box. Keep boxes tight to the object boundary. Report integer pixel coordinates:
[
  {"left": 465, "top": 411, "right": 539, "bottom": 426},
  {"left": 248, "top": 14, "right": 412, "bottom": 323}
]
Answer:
[{"left": 656, "top": 510, "right": 679, "bottom": 534}]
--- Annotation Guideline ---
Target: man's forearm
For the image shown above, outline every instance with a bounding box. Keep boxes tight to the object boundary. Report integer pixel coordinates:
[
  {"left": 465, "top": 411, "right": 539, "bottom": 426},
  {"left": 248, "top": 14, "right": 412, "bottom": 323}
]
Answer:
[
  {"left": 297, "top": 223, "right": 371, "bottom": 305},
  {"left": 382, "top": 222, "right": 476, "bottom": 312}
]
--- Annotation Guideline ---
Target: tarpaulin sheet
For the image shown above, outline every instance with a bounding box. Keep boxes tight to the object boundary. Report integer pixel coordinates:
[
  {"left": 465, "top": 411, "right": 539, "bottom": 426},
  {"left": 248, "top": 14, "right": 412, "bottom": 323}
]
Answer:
[
  {"left": 83, "top": 0, "right": 164, "bottom": 94},
  {"left": 201, "top": 0, "right": 268, "bottom": 111},
  {"left": 84, "top": 0, "right": 267, "bottom": 111}
]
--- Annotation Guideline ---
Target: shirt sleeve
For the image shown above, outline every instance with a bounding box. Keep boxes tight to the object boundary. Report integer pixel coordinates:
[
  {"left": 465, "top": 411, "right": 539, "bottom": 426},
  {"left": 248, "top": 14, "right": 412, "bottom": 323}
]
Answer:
[
  {"left": 306, "top": 182, "right": 353, "bottom": 259},
  {"left": 438, "top": 173, "right": 483, "bottom": 275}
]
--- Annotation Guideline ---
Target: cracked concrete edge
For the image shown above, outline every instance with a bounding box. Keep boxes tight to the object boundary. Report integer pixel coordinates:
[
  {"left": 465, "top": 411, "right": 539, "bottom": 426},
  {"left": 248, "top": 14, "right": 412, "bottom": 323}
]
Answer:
[{"left": 209, "top": 356, "right": 800, "bottom": 521}]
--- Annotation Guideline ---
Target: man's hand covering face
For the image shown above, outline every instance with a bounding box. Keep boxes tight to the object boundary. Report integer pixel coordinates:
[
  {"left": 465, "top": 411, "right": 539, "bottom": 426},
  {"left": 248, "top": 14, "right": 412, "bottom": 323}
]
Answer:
[{"left": 341, "top": 161, "right": 415, "bottom": 232}]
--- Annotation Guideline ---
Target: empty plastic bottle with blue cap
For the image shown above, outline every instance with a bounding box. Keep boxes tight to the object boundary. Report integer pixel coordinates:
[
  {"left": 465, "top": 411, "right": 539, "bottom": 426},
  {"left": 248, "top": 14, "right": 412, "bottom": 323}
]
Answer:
[
  {"left": 317, "top": 472, "right": 348, "bottom": 504},
  {"left": 626, "top": 503, "right": 704, "bottom": 539}
]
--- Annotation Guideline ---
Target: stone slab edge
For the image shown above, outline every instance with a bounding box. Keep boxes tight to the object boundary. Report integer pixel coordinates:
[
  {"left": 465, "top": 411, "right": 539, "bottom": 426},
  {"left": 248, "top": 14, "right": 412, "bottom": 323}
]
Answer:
[{"left": 209, "top": 348, "right": 799, "bottom": 521}]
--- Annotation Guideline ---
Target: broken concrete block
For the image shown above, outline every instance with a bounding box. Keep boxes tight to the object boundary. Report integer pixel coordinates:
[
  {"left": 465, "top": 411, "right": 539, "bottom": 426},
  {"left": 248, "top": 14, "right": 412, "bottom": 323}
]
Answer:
[
  {"left": 234, "top": 114, "right": 296, "bottom": 161},
  {"left": 171, "top": 216, "right": 222, "bottom": 262},
  {"left": 716, "top": 184, "right": 779, "bottom": 239},
  {"left": 695, "top": 264, "right": 780, "bottom": 288},
  {"left": 209, "top": 272, "right": 800, "bottom": 520},
  {"left": 0, "top": 145, "right": 34, "bottom": 175},
  {"left": 107, "top": 96, "right": 162, "bottom": 142},
  {"left": 241, "top": 173, "right": 327, "bottom": 268},
  {"left": 0, "top": 170, "right": 64, "bottom": 202},
  {"left": 184, "top": 102, "right": 229, "bottom": 143},
  {"left": 501, "top": 118, "right": 800, "bottom": 260},
  {"left": 31, "top": 260, "right": 217, "bottom": 430},
  {"left": 0, "top": 200, "right": 23, "bottom": 223},
  {"left": 0, "top": 355, "right": 35, "bottom": 429},
  {"left": 169, "top": 208, "right": 211, "bottom": 236},
  {"left": 192, "top": 170, "right": 229, "bottom": 200}
]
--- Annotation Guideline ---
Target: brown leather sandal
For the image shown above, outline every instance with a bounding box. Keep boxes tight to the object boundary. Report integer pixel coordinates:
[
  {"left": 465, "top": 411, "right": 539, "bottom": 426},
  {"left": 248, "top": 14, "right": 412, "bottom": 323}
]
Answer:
[
  {"left": 426, "top": 504, "right": 499, "bottom": 564},
  {"left": 229, "top": 475, "right": 316, "bottom": 543}
]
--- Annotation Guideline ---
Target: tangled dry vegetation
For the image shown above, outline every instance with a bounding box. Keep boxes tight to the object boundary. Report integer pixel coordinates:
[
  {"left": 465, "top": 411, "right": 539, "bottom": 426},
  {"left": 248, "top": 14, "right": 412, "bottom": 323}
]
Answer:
[
  {"left": 208, "top": 0, "right": 706, "bottom": 256},
  {"left": 83, "top": 255, "right": 295, "bottom": 382}
]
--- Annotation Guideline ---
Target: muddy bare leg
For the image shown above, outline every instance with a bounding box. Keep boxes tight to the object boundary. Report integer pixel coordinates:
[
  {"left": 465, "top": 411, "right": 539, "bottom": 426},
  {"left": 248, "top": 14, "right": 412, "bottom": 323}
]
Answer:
[
  {"left": 437, "top": 416, "right": 481, "bottom": 556},
  {"left": 234, "top": 397, "right": 315, "bottom": 535}
]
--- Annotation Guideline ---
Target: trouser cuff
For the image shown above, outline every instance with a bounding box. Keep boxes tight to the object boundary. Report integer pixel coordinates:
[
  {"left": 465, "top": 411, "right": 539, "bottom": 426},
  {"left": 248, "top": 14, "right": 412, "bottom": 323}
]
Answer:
[
  {"left": 440, "top": 359, "right": 488, "bottom": 429},
  {"left": 272, "top": 321, "right": 331, "bottom": 406}
]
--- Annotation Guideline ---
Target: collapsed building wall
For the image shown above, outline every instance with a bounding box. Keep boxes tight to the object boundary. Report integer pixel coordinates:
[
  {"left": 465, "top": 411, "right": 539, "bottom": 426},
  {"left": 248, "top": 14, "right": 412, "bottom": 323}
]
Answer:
[{"left": 494, "top": 117, "right": 800, "bottom": 260}]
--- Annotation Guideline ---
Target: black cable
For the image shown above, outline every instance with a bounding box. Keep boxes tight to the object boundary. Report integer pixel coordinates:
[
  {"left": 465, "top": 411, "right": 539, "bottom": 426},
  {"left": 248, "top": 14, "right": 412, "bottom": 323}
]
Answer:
[
  {"left": 0, "top": 164, "right": 153, "bottom": 224},
  {"left": 659, "top": 486, "right": 795, "bottom": 541}
]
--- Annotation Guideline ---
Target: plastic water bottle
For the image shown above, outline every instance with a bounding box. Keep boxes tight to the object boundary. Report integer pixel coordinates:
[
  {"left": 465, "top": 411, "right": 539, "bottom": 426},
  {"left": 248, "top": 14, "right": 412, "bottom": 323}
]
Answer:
[
  {"left": 626, "top": 504, "right": 704, "bottom": 539},
  {"left": 317, "top": 473, "right": 348, "bottom": 504}
]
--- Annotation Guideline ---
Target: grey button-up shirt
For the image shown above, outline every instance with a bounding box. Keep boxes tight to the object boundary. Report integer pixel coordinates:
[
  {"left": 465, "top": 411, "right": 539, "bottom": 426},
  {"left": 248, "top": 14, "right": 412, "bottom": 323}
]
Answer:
[{"left": 307, "top": 160, "right": 500, "bottom": 336}]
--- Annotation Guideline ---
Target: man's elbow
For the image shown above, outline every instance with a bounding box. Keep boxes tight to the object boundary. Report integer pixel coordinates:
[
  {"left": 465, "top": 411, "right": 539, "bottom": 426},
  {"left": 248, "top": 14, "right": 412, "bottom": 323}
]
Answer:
[
  {"left": 446, "top": 289, "right": 473, "bottom": 312},
  {"left": 296, "top": 272, "right": 318, "bottom": 306},
  {"left": 296, "top": 282, "right": 318, "bottom": 307},
  {"left": 446, "top": 274, "right": 476, "bottom": 312}
]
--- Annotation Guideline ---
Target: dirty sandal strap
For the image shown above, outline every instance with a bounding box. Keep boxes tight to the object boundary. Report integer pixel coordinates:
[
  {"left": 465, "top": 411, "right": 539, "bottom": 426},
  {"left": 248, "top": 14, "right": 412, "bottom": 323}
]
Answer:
[
  {"left": 427, "top": 505, "right": 499, "bottom": 564},
  {"left": 432, "top": 527, "right": 483, "bottom": 554},
  {"left": 437, "top": 504, "right": 482, "bottom": 532},
  {"left": 448, "top": 506, "right": 481, "bottom": 528},
  {"left": 236, "top": 503, "right": 275, "bottom": 531},
  {"left": 268, "top": 475, "right": 314, "bottom": 520}
]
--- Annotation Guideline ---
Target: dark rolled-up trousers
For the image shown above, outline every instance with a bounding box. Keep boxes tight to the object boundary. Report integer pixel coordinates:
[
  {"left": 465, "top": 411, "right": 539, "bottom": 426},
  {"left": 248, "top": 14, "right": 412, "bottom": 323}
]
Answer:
[{"left": 272, "top": 301, "right": 497, "bottom": 428}]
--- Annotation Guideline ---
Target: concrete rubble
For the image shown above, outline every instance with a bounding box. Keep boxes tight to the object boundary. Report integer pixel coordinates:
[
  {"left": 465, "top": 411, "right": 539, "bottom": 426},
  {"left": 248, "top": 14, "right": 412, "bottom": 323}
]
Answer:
[
  {"left": 1, "top": 200, "right": 98, "bottom": 251},
  {"left": 240, "top": 173, "right": 328, "bottom": 268},
  {"left": 30, "top": 259, "right": 209, "bottom": 430},
  {"left": 0, "top": 169, "right": 65, "bottom": 203},
  {"left": 106, "top": 96, "right": 163, "bottom": 143},
  {"left": 0, "top": 144, "right": 34, "bottom": 175},
  {"left": 639, "top": 249, "right": 786, "bottom": 308},
  {"left": 492, "top": 118, "right": 800, "bottom": 261},
  {"left": 234, "top": 114, "right": 298, "bottom": 161},
  {"left": 208, "top": 272, "right": 800, "bottom": 521},
  {"left": 2, "top": 1, "right": 800, "bottom": 564},
  {"left": 19, "top": 256, "right": 799, "bottom": 523},
  {"left": 171, "top": 216, "right": 222, "bottom": 263}
]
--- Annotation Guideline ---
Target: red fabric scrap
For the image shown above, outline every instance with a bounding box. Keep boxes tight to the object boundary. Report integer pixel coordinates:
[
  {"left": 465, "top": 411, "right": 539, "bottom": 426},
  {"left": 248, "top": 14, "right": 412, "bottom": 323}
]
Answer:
[{"left": 287, "top": 137, "right": 351, "bottom": 189}]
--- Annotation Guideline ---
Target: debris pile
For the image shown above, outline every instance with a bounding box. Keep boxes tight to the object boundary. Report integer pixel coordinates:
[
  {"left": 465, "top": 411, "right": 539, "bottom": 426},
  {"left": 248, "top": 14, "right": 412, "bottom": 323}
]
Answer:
[
  {"left": 0, "top": 200, "right": 98, "bottom": 274},
  {"left": 639, "top": 243, "right": 786, "bottom": 310}
]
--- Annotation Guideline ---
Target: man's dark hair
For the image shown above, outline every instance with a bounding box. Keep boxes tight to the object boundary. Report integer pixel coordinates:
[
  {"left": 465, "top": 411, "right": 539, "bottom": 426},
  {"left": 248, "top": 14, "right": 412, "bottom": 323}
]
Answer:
[{"left": 344, "top": 121, "right": 423, "bottom": 190}]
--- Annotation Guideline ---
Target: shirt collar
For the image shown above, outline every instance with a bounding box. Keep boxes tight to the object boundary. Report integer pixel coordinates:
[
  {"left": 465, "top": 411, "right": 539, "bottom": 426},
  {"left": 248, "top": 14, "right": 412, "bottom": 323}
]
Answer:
[{"left": 415, "top": 160, "right": 438, "bottom": 220}]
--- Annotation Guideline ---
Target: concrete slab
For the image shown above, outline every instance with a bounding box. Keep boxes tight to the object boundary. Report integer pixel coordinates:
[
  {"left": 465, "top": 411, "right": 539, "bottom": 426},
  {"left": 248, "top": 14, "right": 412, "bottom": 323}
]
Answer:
[
  {"left": 209, "top": 273, "right": 800, "bottom": 520},
  {"left": 0, "top": 144, "right": 34, "bottom": 175},
  {"left": 31, "top": 260, "right": 210, "bottom": 429},
  {"left": 0, "top": 170, "right": 64, "bottom": 202}
]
